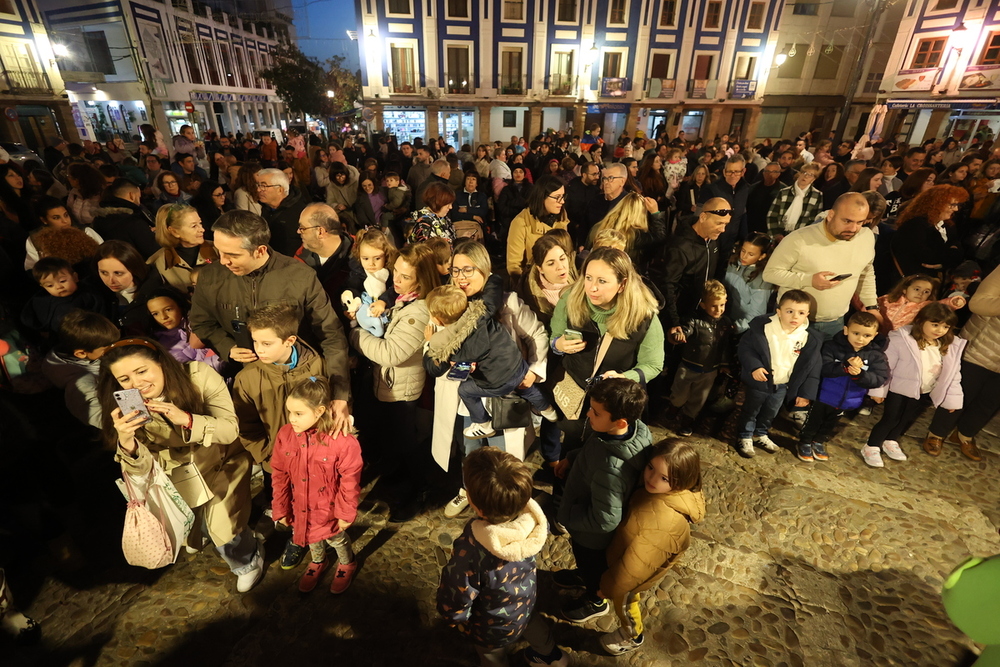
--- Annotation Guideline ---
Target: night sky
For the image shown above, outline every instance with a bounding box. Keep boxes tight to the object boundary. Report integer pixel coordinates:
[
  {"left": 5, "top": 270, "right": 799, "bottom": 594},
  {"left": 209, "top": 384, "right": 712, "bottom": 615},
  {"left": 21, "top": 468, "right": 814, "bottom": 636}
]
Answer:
[{"left": 292, "top": 0, "right": 362, "bottom": 72}]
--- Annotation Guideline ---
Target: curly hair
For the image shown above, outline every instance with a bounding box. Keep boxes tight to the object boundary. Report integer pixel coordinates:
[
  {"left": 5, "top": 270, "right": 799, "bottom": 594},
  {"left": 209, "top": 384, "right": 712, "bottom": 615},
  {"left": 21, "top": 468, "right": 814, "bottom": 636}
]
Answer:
[
  {"left": 33, "top": 226, "right": 100, "bottom": 265},
  {"left": 895, "top": 184, "right": 969, "bottom": 229},
  {"left": 67, "top": 162, "right": 106, "bottom": 199}
]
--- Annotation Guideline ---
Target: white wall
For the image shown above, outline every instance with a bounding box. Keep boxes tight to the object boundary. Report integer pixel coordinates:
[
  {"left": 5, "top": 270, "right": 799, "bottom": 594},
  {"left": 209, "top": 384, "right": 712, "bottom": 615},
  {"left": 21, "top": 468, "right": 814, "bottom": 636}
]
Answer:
[
  {"left": 542, "top": 108, "right": 563, "bottom": 133},
  {"left": 488, "top": 106, "right": 528, "bottom": 143}
]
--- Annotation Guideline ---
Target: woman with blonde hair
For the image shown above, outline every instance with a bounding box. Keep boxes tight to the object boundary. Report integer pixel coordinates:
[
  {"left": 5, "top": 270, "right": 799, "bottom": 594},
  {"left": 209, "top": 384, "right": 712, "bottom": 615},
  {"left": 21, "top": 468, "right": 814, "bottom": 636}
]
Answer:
[
  {"left": 147, "top": 204, "right": 219, "bottom": 294},
  {"left": 587, "top": 191, "right": 666, "bottom": 273}
]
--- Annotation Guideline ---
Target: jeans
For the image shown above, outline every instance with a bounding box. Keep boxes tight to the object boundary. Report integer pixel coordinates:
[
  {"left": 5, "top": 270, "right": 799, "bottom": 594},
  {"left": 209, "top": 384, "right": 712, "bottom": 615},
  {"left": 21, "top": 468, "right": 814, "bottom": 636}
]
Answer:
[
  {"left": 216, "top": 525, "right": 260, "bottom": 575},
  {"left": 538, "top": 420, "right": 562, "bottom": 463},
  {"left": 461, "top": 415, "right": 509, "bottom": 456},
  {"left": 810, "top": 317, "right": 845, "bottom": 341},
  {"left": 737, "top": 384, "right": 788, "bottom": 438},
  {"left": 459, "top": 360, "right": 550, "bottom": 424}
]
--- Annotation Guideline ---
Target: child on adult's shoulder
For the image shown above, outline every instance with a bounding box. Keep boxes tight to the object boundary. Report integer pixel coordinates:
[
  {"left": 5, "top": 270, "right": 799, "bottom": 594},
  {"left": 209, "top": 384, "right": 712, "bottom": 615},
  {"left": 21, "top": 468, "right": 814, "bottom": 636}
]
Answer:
[
  {"left": 271, "top": 376, "right": 362, "bottom": 594},
  {"left": 862, "top": 303, "right": 964, "bottom": 468},
  {"left": 797, "top": 311, "right": 888, "bottom": 462},
  {"left": 555, "top": 378, "right": 652, "bottom": 624},
  {"left": 21, "top": 257, "right": 107, "bottom": 339},
  {"left": 437, "top": 447, "right": 569, "bottom": 667},
  {"left": 342, "top": 227, "right": 399, "bottom": 337},
  {"left": 878, "top": 273, "right": 965, "bottom": 335},
  {"left": 735, "top": 289, "right": 822, "bottom": 458},
  {"left": 146, "top": 288, "right": 220, "bottom": 370},
  {"left": 722, "top": 233, "right": 774, "bottom": 334},
  {"left": 598, "top": 439, "right": 705, "bottom": 656},
  {"left": 945, "top": 260, "right": 981, "bottom": 328},
  {"left": 667, "top": 280, "right": 735, "bottom": 436}
]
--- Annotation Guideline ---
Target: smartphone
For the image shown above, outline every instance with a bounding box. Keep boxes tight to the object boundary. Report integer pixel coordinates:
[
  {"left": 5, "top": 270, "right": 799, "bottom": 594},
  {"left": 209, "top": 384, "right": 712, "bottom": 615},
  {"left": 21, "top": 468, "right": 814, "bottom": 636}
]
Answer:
[
  {"left": 563, "top": 329, "right": 583, "bottom": 341},
  {"left": 447, "top": 361, "right": 474, "bottom": 381},
  {"left": 231, "top": 318, "right": 254, "bottom": 350},
  {"left": 114, "top": 388, "right": 151, "bottom": 423},
  {"left": 830, "top": 273, "right": 853, "bottom": 282}
]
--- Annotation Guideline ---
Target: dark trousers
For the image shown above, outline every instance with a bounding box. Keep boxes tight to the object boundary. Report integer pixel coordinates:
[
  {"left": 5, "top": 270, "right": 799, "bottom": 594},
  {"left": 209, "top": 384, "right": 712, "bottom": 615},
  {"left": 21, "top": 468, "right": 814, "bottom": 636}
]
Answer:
[
  {"left": 459, "top": 360, "right": 549, "bottom": 424},
  {"left": 378, "top": 399, "right": 423, "bottom": 501},
  {"left": 926, "top": 360, "right": 1000, "bottom": 439},
  {"left": 866, "top": 392, "right": 926, "bottom": 448},
  {"left": 571, "top": 539, "right": 608, "bottom": 601},
  {"left": 799, "top": 401, "right": 843, "bottom": 444}
]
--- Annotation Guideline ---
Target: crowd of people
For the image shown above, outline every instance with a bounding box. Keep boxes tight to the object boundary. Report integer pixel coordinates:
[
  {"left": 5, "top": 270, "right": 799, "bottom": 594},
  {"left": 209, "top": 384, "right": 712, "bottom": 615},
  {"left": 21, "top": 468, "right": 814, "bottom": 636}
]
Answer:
[{"left": 1, "top": 120, "right": 1000, "bottom": 664}]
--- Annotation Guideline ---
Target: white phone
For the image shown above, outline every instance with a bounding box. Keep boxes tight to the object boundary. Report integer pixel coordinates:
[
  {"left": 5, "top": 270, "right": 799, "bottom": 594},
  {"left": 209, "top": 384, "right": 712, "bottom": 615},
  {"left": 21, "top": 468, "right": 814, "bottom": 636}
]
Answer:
[{"left": 114, "top": 388, "right": 151, "bottom": 423}]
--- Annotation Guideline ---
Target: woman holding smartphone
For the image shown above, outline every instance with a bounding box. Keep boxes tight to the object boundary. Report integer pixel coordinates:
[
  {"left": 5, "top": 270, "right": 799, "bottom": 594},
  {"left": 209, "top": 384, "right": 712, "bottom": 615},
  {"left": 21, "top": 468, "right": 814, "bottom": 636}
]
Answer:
[{"left": 97, "top": 338, "right": 262, "bottom": 592}]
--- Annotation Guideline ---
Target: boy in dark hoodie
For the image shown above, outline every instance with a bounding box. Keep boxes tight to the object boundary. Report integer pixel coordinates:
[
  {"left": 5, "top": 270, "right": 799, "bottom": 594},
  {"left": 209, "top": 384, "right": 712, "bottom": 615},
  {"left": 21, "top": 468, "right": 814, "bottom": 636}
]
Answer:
[
  {"left": 21, "top": 257, "right": 107, "bottom": 339},
  {"left": 424, "top": 284, "right": 557, "bottom": 439},
  {"left": 796, "top": 311, "right": 888, "bottom": 462},
  {"left": 437, "top": 447, "right": 568, "bottom": 667},
  {"left": 555, "top": 378, "right": 652, "bottom": 623}
]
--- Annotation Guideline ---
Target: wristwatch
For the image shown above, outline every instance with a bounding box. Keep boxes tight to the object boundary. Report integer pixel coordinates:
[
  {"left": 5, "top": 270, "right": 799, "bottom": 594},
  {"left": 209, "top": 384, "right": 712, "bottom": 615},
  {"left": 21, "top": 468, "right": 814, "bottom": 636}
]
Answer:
[{"left": 865, "top": 305, "right": 879, "bottom": 311}]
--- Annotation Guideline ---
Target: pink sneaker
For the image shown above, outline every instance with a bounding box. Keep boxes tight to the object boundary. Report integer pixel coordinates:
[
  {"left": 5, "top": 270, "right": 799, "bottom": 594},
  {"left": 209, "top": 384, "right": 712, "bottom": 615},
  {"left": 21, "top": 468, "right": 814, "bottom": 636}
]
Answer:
[
  {"left": 861, "top": 446, "right": 884, "bottom": 468},
  {"left": 298, "top": 559, "right": 329, "bottom": 593},
  {"left": 881, "top": 440, "right": 907, "bottom": 461},
  {"left": 330, "top": 560, "right": 358, "bottom": 594}
]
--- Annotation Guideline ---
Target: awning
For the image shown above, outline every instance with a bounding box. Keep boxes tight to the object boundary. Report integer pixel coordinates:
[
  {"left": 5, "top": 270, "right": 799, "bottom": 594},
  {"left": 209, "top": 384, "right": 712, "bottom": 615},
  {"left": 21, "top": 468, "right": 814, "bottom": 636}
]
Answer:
[
  {"left": 761, "top": 94, "right": 845, "bottom": 107},
  {"left": 885, "top": 98, "right": 999, "bottom": 109}
]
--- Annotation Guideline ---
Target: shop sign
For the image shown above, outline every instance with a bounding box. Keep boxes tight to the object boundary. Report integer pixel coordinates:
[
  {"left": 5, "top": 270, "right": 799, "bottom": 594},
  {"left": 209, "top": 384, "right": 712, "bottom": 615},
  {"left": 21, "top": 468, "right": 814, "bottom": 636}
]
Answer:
[
  {"left": 189, "top": 92, "right": 271, "bottom": 103},
  {"left": 585, "top": 103, "right": 631, "bottom": 113},
  {"left": 731, "top": 79, "right": 757, "bottom": 99},
  {"left": 886, "top": 99, "right": 999, "bottom": 109},
  {"left": 959, "top": 65, "right": 1000, "bottom": 91},
  {"left": 691, "top": 80, "right": 708, "bottom": 99},
  {"left": 649, "top": 79, "right": 675, "bottom": 98},
  {"left": 888, "top": 68, "right": 938, "bottom": 92}
]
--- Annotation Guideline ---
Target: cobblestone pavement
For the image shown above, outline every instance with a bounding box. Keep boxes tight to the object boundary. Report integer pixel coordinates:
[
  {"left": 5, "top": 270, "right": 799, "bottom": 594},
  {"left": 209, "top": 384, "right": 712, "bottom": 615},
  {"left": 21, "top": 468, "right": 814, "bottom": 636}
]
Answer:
[{"left": 6, "top": 406, "right": 999, "bottom": 667}]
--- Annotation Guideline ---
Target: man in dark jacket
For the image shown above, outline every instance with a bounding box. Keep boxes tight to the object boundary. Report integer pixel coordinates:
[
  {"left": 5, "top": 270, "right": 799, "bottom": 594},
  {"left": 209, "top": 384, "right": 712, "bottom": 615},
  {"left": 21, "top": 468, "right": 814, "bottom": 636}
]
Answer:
[
  {"left": 564, "top": 162, "right": 602, "bottom": 248},
  {"left": 44, "top": 137, "right": 67, "bottom": 171},
  {"left": 257, "top": 168, "right": 306, "bottom": 256},
  {"left": 660, "top": 199, "right": 729, "bottom": 340},
  {"left": 699, "top": 155, "right": 750, "bottom": 267},
  {"left": 294, "top": 203, "right": 354, "bottom": 320},
  {"left": 189, "top": 209, "right": 352, "bottom": 434},
  {"left": 746, "top": 162, "right": 784, "bottom": 235},
  {"left": 91, "top": 179, "right": 159, "bottom": 258},
  {"left": 414, "top": 159, "right": 451, "bottom": 210}
]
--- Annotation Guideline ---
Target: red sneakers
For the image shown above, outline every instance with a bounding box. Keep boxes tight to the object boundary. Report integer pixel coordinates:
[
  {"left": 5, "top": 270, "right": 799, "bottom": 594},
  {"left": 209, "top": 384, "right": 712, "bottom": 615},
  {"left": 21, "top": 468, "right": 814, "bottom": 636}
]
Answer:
[
  {"left": 330, "top": 561, "right": 358, "bottom": 594},
  {"left": 298, "top": 559, "right": 329, "bottom": 593}
]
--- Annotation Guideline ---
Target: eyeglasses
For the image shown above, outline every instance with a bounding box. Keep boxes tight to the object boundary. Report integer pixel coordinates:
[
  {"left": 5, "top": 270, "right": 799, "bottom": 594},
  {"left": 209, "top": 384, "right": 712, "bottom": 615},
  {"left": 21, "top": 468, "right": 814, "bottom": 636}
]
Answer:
[
  {"left": 704, "top": 209, "right": 734, "bottom": 217},
  {"left": 212, "top": 192, "right": 226, "bottom": 198},
  {"left": 257, "top": 182, "right": 280, "bottom": 190},
  {"left": 297, "top": 225, "right": 321, "bottom": 233},
  {"left": 547, "top": 194, "right": 565, "bottom": 203},
  {"left": 724, "top": 169, "right": 745, "bottom": 175},
  {"left": 601, "top": 176, "right": 622, "bottom": 183},
  {"left": 450, "top": 266, "right": 479, "bottom": 278}
]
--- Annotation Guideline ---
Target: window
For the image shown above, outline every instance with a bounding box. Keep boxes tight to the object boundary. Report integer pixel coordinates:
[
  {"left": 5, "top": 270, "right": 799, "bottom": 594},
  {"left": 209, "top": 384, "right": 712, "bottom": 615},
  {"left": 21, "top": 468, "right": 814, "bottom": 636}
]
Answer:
[
  {"left": 980, "top": 32, "right": 1000, "bottom": 65},
  {"left": 608, "top": 0, "right": 626, "bottom": 24},
  {"left": 446, "top": 45, "right": 471, "bottom": 93},
  {"left": 0, "top": 0, "right": 14, "bottom": 14},
  {"left": 602, "top": 51, "right": 622, "bottom": 78},
  {"left": 219, "top": 43, "right": 237, "bottom": 87},
  {"left": 83, "top": 31, "right": 116, "bottom": 75},
  {"left": 814, "top": 45, "right": 844, "bottom": 78},
  {"left": 551, "top": 50, "right": 574, "bottom": 94},
  {"left": 705, "top": 1, "right": 721, "bottom": 28},
  {"left": 503, "top": 0, "right": 524, "bottom": 20},
  {"left": 659, "top": 0, "right": 675, "bottom": 26},
  {"left": 792, "top": 3, "right": 818, "bottom": 14},
  {"left": 649, "top": 52, "right": 671, "bottom": 78},
  {"left": 910, "top": 37, "right": 946, "bottom": 68},
  {"left": 447, "top": 0, "right": 469, "bottom": 18},
  {"left": 201, "top": 41, "right": 221, "bottom": 86},
  {"left": 181, "top": 37, "right": 203, "bottom": 84},
  {"left": 933, "top": 0, "right": 958, "bottom": 8},
  {"left": 758, "top": 108, "right": 786, "bottom": 137},
  {"left": 733, "top": 54, "right": 756, "bottom": 80},
  {"left": 776, "top": 44, "right": 807, "bottom": 78},
  {"left": 556, "top": 0, "right": 576, "bottom": 22},
  {"left": 747, "top": 2, "right": 765, "bottom": 29},
  {"left": 693, "top": 54, "right": 713, "bottom": 79},
  {"left": 390, "top": 45, "right": 416, "bottom": 92},
  {"left": 386, "top": 0, "right": 411, "bottom": 14},
  {"left": 831, "top": 0, "right": 856, "bottom": 17},
  {"left": 500, "top": 48, "right": 524, "bottom": 93},
  {"left": 503, "top": 110, "right": 517, "bottom": 127},
  {"left": 863, "top": 71, "right": 884, "bottom": 93}
]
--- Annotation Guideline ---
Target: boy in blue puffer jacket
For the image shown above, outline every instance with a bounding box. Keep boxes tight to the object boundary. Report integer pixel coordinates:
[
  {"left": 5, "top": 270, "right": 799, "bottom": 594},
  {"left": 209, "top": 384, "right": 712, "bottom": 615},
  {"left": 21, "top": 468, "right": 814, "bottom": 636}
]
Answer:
[{"left": 797, "top": 311, "right": 888, "bottom": 462}]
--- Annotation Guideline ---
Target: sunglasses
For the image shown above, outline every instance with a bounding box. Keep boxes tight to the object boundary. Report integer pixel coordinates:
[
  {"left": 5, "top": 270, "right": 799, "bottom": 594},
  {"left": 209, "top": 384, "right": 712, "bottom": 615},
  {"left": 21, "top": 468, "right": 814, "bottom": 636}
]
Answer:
[{"left": 705, "top": 209, "right": 734, "bottom": 216}]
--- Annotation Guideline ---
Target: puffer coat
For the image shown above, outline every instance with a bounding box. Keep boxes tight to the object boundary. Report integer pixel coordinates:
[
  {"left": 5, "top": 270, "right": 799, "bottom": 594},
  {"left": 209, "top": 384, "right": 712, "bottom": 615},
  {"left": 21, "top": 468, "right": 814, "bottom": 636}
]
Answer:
[
  {"left": 962, "top": 263, "right": 1000, "bottom": 373},
  {"left": 351, "top": 298, "right": 429, "bottom": 402}
]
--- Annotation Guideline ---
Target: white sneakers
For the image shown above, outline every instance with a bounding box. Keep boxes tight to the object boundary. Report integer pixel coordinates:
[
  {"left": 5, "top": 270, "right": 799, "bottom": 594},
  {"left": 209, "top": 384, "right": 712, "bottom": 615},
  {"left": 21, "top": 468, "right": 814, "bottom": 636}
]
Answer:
[
  {"left": 862, "top": 440, "right": 907, "bottom": 468},
  {"left": 463, "top": 422, "right": 496, "bottom": 439},
  {"left": 754, "top": 435, "right": 780, "bottom": 453},
  {"left": 600, "top": 627, "right": 644, "bottom": 655},
  {"left": 736, "top": 438, "right": 755, "bottom": 458},
  {"left": 235, "top": 534, "right": 266, "bottom": 593},
  {"left": 882, "top": 440, "right": 907, "bottom": 461},
  {"left": 444, "top": 489, "right": 469, "bottom": 518}
]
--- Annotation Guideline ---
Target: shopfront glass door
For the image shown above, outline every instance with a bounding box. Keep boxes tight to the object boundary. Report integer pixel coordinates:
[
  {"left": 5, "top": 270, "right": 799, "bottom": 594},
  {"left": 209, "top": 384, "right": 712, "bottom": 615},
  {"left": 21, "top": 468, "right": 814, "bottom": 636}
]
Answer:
[{"left": 439, "top": 111, "right": 475, "bottom": 148}]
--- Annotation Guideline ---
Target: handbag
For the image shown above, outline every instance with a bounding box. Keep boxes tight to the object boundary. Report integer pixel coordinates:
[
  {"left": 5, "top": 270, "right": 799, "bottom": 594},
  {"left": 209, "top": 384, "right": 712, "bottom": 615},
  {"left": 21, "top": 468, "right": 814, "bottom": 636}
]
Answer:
[
  {"left": 117, "top": 456, "right": 195, "bottom": 563},
  {"left": 490, "top": 394, "right": 533, "bottom": 430},
  {"left": 120, "top": 466, "right": 174, "bottom": 569},
  {"left": 552, "top": 333, "right": 613, "bottom": 421},
  {"left": 170, "top": 422, "right": 215, "bottom": 509}
]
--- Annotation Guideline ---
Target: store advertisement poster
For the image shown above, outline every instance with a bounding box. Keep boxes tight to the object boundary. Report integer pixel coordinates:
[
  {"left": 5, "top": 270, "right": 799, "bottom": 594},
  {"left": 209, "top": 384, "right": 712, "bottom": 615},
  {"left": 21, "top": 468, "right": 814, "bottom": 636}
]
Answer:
[
  {"left": 959, "top": 65, "right": 1000, "bottom": 91},
  {"left": 889, "top": 68, "right": 937, "bottom": 92}
]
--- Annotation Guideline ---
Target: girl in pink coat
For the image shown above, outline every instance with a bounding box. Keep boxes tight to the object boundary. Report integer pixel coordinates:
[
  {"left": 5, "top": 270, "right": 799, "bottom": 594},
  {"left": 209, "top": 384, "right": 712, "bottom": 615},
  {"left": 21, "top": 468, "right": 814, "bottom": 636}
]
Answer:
[{"left": 271, "top": 377, "right": 363, "bottom": 593}]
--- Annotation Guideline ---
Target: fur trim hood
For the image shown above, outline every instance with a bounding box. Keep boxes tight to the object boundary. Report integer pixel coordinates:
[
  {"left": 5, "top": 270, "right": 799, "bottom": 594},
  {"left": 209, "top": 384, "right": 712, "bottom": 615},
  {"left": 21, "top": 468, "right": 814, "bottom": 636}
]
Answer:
[
  {"left": 426, "top": 298, "right": 487, "bottom": 364},
  {"left": 471, "top": 498, "right": 548, "bottom": 562},
  {"left": 94, "top": 206, "right": 134, "bottom": 217}
]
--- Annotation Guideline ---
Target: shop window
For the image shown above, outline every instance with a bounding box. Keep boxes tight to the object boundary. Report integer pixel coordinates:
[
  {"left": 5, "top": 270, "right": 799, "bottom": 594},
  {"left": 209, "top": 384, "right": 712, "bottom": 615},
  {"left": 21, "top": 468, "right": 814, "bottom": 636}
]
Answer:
[
  {"left": 503, "top": 110, "right": 517, "bottom": 127},
  {"left": 386, "top": 0, "right": 411, "bottom": 15},
  {"left": 659, "top": 0, "right": 675, "bottom": 26},
  {"left": 746, "top": 2, "right": 764, "bottom": 29},
  {"left": 83, "top": 31, "right": 116, "bottom": 75},
  {"left": 608, "top": 0, "right": 626, "bottom": 24},
  {"left": 831, "top": 0, "right": 856, "bottom": 16},
  {"left": 602, "top": 51, "right": 622, "bottom": 78},
  {"left": 502, "top": 0, "right": 524, "bottom": 20},
  {"left": 446, "top": 0, "right": 469, "bottom": 19},
  {"left": 556, "top": 0, "right": 576, "bottom": 22},
  {"left": 979, "top": 32, "right": 1000, "bottom": 66},
  {"left": 776, "top": 44, "right": 807, "bottom": 78},
  {"left": 704, "top": 1, "right": 721, "bottom": 28},
  {"left": 792, "top": 3, "right": 818, "bottom": 14},
  {"left": 814, "top": 46, "right": 844, "bottom": 79},
  {"left": 390, "top": 45, "right": 416, "bottom": 92},
  {"left": 910, "top": 37, "right": 946, "bottom": 69}
]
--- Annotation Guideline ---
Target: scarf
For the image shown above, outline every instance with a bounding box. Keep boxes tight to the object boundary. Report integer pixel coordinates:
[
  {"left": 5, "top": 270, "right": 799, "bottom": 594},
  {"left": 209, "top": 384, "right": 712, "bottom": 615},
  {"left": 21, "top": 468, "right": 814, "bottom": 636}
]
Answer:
[
  {"left": 395, "top": 291, "right": 419, "bottom": 304},
  {"left": 539, "top": 273, "right": 568, "bottom": 306},
  {"left": 783, "top": 183, "right": 807, "bottom": 232}
]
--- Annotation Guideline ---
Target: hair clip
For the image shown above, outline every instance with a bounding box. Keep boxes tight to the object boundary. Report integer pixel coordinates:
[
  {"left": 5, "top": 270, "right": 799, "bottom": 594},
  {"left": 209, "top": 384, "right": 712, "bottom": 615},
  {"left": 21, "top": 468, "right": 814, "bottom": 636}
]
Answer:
[{"left": 309, "top": 376, "right": 318, "bottom": 382}]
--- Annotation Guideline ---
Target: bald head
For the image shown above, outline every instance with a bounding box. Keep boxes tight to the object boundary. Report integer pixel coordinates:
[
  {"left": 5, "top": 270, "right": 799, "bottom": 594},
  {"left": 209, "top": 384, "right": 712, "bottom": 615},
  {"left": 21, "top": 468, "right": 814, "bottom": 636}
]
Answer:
[
  {"left": 826, "top": 192, "right": 869, "bottom": 241},
  {"left": 694, "top": 197, "right": 732, "bottom": 241},
  {"left": 430, "top": 159, "right": 450, "bottom": 177}
]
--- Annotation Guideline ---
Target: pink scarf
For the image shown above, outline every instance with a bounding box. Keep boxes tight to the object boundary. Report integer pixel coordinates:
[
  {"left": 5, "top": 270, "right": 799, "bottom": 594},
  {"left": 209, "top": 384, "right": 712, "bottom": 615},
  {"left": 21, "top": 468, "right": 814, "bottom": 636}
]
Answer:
[
  {"left": 395, "top": 291, "right": 419, "bottom": 304},
  {"left": 539, "top": 274, "right": 568, "bottom": 306}
]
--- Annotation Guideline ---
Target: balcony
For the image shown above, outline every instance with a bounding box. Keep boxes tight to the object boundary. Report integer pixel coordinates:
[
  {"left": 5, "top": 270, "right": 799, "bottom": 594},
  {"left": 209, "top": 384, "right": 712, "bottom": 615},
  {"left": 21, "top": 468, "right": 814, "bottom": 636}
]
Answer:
[
  {"left": 687, "top": 79, "right": 718, "bottom": 99},
  {"left": 645, "top": 78, "right": 676, "bottom": 99},
  {"left": 389, "top": 79, "right": 417, "bottom": 94},
  {"left": 499, "top": 75, "right": 527, "bottom": 95},
  {"left": 444, "top": 73, "right": 474, "bottom": 95},
  {"left": 2, "top": 68, "right": 52, "bottom": 95},
  {"left": 549, "top": 73, "right": 577, "bottom": 96},
  {"left": 600, "top": 77, "right": 630, "bottom": 98}
]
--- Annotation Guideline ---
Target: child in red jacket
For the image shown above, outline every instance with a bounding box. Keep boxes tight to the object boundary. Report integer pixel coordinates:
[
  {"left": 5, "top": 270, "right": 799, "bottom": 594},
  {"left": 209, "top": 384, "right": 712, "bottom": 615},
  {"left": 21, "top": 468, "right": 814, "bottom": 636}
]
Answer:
[{"left": 271, "top": 376, "right": 363, "bottom": 594}]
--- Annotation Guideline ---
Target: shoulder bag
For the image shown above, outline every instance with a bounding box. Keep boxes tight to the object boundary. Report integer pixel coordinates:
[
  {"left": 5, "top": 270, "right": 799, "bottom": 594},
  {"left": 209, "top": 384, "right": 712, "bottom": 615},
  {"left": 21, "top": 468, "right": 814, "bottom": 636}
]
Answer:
[
  {"left": 552, "top": 333, "right": 613, "bottom": 421},
  {"left": 170, "top": 421, "right": 215, "bottom": 508},
  {"left": 490, "top": 393, "right": 534, "bottom": 430}
]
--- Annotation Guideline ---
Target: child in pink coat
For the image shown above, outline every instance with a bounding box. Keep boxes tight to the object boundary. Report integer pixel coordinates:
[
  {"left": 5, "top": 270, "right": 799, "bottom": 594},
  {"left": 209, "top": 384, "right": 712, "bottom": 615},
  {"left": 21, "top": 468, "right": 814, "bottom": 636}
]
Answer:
[
  {"left": 877, "top": 273, "right": 965, "bottom": 335},
  {"left": 271, "top": 376, "right": 363, "bottom": 593}
]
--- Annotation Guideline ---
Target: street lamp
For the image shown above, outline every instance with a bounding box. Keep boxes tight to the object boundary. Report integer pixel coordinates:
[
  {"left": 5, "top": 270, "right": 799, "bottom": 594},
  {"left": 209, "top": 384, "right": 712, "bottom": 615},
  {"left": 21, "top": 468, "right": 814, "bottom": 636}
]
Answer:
[
  {"left": 774, "top": 53, "right": 787, "bottom": 67},
  {"left": 53, "top": 43, "right": 70, "bottom": 57},
  {"left": 326, "top": 90, "right": 335, "bottom": 98}
]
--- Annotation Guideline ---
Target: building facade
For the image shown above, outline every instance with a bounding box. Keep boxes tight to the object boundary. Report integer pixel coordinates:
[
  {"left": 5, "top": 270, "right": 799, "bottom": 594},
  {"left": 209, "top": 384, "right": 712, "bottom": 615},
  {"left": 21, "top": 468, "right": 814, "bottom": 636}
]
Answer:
[
  {"left": 354, "top": 0, "right": 900, "bottom": 145},
  {"left": 878, "top": 0, "right": 1000, "bottom": 146},
  {"left": 0, "top": 0, "right": 76, "bottom": 150},
  {"left": 35, "top": 0, "right": 292, "bottom": 145}
]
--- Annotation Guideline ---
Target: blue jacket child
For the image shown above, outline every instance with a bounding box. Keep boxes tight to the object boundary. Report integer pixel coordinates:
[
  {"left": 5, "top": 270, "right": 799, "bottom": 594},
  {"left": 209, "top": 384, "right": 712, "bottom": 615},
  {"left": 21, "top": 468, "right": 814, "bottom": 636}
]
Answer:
[{"left": 815, "top": 331, "right": 889, "bottom": 411}]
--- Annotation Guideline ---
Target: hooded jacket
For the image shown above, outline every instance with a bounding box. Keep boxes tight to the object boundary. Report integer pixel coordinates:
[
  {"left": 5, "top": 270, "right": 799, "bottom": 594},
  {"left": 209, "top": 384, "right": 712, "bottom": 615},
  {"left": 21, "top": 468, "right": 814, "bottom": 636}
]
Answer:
[
  {"left": 42, "top": 349, "right": 102, "bottom": 428},
  {"left": 262, "top": 189, "right": 308, "bottom": 257},
  {"left": 738, "top": 314, "right": 821, "bottom": 400},
  {"left": 232, "top": 340, "right": 326, "bottom": 464},
  {"left": 270, "top": 425, "right": 362, "bottom": 547},
  {"left": 437, "top": 499, "right": 547, "bottom": 649},
  {"left": 816, "top": 332, "right": 889, "bottom": 410},
  {"left": 658, "top": 219, "right": 719, "bottom": 330},
  {"left": 558, "top": 421, "right": 653, "bottom": 550},
  {"left": 424, "top": 299, "right": 525, "bottom": 392},
  {"left": 92, "top": 197, "right": 159, "bottom": 258},
  {"left": 869, "top": 326, "right": 966, "bottom": 409},
  {"left": 601, "top": 489, "right": 706, "bottom": 601}
]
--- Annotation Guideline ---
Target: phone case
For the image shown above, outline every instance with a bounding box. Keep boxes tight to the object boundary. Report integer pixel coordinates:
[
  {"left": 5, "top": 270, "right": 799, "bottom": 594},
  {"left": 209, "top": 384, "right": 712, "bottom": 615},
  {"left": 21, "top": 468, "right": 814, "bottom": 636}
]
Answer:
[
  {"left": 231, "top": 319, "right": 254, "bottom": 349},
  {"left": 447, "top": 363, "right": 473, "bottom": 381},
  {"left": 114, "top": 389, "right": 151, "bottom": 420}
]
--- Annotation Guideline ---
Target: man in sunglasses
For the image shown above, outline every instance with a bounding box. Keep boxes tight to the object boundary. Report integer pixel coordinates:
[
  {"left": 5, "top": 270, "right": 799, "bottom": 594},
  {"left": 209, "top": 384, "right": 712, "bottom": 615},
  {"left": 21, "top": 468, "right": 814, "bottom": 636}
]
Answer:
[{"left": 660, "top": 198, "right": 731, "bottom": 343}]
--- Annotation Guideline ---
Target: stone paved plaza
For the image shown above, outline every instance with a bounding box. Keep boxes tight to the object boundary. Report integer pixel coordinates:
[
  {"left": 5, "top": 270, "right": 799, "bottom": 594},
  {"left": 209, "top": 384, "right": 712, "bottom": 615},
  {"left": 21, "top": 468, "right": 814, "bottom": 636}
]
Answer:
[{"left": 5, "top": 404, "right": 999, "bottom": 667}]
